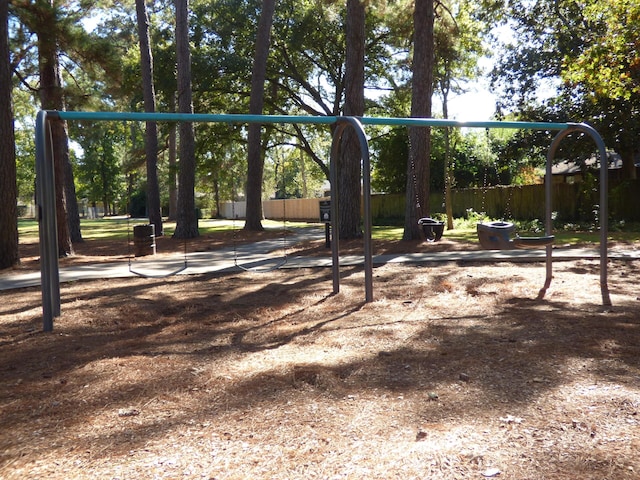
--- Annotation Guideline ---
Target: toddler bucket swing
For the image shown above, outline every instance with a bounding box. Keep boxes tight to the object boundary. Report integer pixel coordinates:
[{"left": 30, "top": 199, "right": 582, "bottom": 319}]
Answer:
[
  {"left": 410, "top": 146, "right": 445, "bottom": 242},
  {"left": 477, "top": 220, "right": 555, "bottom": 250},
  {"left": 475, "top": 160, "right": 554, "bottom": 250},
  {"left": 418, "top": 217, "right": 445, "bottom": 242},
  {"left": 476, "top": 220, "right": 553, "bottom": 250}
]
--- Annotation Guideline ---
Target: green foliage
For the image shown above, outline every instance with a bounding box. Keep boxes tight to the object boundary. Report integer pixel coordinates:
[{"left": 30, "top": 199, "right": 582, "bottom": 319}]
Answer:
[
  {"left": 70, "top": 120, "right": 128, "bottom": 214},
  {"left": 370, "top": 124, "right": 539, "bottom": 197},
  {"left": 576, "top": 171, "right": 600, "bottom": 225},
  {"left": 563, "top": 0, "right": 640, "bottom": 101},
  {"left": 13, "top": 90, "right": 36, "bottom": 204},
  {"left": 267, "top": 143, "right": 327, "bottom": 200},
  {"left": 128, "top": 188, "right": 147, "bottom": 217},
  {"left": 491, "top": 0, "right": 640, "bottom": 180},
  {"left": 434, "top": 0, "right": 487, "bottom": 109},
  {"left": 452, "top": 130, "right": 500, "bottom": 187},
  {"left": 370, "top": 127, "right": 408, "bottom": 194}
]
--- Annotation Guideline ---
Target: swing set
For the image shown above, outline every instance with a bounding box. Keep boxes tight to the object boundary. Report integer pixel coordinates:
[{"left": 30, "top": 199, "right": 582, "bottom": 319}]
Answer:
[{"left": 35, "top": 111, "right": 612, "bottom": 331}]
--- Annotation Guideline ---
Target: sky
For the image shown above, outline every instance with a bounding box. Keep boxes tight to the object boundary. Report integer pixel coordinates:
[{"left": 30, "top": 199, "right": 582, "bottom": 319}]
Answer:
[
  {"left": 436, "top": 79, "right": 498, "bottom": 121},
  {"left": 432, "top": 30, "right": 505, "bottom": 122}
]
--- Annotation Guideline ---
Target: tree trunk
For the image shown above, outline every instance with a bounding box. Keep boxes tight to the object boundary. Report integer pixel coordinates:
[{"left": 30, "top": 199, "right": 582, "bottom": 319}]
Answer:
[
  {"left": 36, "top": 2, "right": 72, "bottom": 256},
  {"left": 444, "top": 126, "right": 454, "bottom": 230},
  {"left": 60, "top": 47, "right": 82, "bottom": 243},
  {"left": 168, "top": 94, "right": 178, "bottom": 221},
  {"left": 338, "top": 0, "right": 365, "bottom": 239},
  {"left": 300, "top": 149, "right": 308, "bottom": 198},
  {"left": 0, "top": 0, "right": 19, "bottom": 269},
  {"left": 245, "top": 0, "right": 277, "bottom": 231},
  {"left": 404, "top": 0, "right": 435, "bottom": 240},
  {"left": 64, "top": 143, "right": 83, "bottom": 240},
  {"left": 441, "top": 86, "right": 454, "bottom": 230},
  {"left": 135, "top": 0, "right": 163, "bottom": 235},
  {"left": 173, "top": 0, "right": 199, "bottom": 239},
  {"left": 214, "top": 175, "right": 221, "bottom": 217},
  {"left": 619, "top": 147, "right": 637, "bottom": 180}
]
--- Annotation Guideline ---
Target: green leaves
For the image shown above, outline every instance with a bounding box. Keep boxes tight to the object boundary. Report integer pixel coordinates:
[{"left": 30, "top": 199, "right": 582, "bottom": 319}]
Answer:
[{"left": 563, "top": 0, "right": 640, "bottom": 101}]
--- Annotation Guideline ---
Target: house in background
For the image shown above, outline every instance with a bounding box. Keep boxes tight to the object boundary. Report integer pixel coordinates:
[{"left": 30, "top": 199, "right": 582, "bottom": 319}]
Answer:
[{"left": 550, "top": 151, "right": 630, "bottom": 184}]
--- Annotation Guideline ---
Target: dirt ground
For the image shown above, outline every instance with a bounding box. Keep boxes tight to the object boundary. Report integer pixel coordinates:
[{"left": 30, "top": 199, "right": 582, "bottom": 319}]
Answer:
[{"left": 1, "top": 231, "right": 640, "bottom": 479}]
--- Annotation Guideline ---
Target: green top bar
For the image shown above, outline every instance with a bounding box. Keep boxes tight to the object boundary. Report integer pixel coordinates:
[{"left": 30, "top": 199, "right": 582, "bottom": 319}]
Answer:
[{"left": 49, "top": 111, "right": 571, "bottom": 131}]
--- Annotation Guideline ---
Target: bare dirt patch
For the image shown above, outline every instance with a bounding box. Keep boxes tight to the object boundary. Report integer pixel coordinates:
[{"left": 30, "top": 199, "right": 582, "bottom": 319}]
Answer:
[{"left": 2, "top": 234, "right": 640, "bottom": 479}]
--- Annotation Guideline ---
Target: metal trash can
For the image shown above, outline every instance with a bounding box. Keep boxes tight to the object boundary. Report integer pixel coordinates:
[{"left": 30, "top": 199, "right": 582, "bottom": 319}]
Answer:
[{"left": 133, "top": 224, "right": 156, "bottom": 257}]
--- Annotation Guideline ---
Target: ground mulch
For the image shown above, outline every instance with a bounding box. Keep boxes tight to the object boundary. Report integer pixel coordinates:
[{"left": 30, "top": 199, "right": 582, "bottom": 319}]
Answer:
[{"left": 1, "top": 232, "right": 639, "bottom": 479}]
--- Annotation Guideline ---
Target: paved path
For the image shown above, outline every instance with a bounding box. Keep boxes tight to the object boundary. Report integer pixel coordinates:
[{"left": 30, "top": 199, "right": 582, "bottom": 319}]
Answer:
[{"left": 1, "top": 226, "right": 638, "bottom": 291}]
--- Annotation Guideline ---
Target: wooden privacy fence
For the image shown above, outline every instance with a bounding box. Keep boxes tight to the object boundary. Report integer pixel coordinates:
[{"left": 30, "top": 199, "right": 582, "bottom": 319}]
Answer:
[
  {"left": 220, "top": 198, "right": 327, "bottom": 221},
  {"left": 219, "top": 180, "right": 639, "bottom": 223},
  {"left": 451, "top": 180, "right": 639, "bottom": 222},
  {"left": 375, "top": 181, "right": 639, "bottom": 222},
  {"left": 370, "top": 186, "right": 578, "bottom": 222},
  {"left": 449, "top": 185, "right": 577, "bottom": 221}
]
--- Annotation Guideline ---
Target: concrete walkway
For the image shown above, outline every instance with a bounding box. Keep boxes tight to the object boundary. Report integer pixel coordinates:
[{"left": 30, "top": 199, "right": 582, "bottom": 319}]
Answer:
[{"left": 1, "top": 225, "right": 638, "bottom": 291}]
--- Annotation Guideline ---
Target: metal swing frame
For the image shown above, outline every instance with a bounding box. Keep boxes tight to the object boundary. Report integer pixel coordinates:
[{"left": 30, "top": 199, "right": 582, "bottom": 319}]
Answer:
[{"left": 36, "top": 112, "right": 611, "bottom": 332}]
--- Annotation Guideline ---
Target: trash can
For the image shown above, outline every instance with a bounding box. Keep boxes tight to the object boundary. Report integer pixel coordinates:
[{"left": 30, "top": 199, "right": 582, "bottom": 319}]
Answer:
[{"left": 133, "top": 224, "right": 156, "bottom": 257}]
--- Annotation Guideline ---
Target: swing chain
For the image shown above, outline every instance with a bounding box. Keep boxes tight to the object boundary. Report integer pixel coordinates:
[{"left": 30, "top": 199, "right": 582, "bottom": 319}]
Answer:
[
  {"left": 504, "top": 182, "right": 513, "bottom": 221},
  {"left": 231, "top": 158, "right": 288, "bottom": 273},
  {"left": 408, "top": 136, "right": 423, "bottom": 216},
  {"left": 411, "top": 159, "right": 422, "bottom": 211},
  {"left": 480, "top": 168, "right": 488, "bottom": 218}
]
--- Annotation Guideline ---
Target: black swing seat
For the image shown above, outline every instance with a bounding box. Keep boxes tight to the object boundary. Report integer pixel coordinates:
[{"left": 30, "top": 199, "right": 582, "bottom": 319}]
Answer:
[
  {"left": 418, "top": 217, "right": 445, "bottom": 242},
  {"left": 477, "top": 221, "right": 554, "bottom": 250}
]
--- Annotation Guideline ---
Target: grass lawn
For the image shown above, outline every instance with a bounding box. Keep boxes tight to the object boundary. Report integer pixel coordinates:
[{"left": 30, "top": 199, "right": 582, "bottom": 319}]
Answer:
[
  {"left": 17, "top": 217, "right": 310, "bottom": 243},
  {"left": 18, "top": 216, "right": 640, "bottom": 247}
]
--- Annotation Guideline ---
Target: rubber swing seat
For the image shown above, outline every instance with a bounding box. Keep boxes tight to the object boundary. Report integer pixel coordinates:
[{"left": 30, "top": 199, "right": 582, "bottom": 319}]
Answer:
[{"left": 512, "top": 235, "right": 555, "bottom": 250}]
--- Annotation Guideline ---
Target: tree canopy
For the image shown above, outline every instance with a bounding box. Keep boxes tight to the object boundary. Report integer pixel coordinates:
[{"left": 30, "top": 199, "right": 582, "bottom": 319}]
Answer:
[{"left": 491, "top": 0, "right": 639, "bottom": 179}]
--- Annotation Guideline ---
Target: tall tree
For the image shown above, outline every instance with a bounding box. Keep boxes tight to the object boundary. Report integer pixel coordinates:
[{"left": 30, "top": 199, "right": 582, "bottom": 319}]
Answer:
[
  {"left": 11, "top": 1, "right": 127, "bottom": 246},
  {"left": 168, "top": 94, "right": 178, "bottom": 220},
  {"left": 11, "top": 0, "right": 83, "bottom": 255},
  {"left": 0, "top": 0, "right": 19, "bottom": 269},
  {"left": 435, "top": 0, "right": 485, "bottom": 229},
  {"left": 338, "top": 0, "right": 366, "bottom": 239},
  {"left": 73, "top": 121, "right": 125, "bottom": 215},
  {"left": 173, "top": 0, "right": 199, "bottom": 238},
  {"left": 404, "top": 0, "right": 435, "bottom": 240},
  {"left": 32, "top": 0, "right": 73, "bottom": 256},
  {"left": 135, "top": 0, "right": 163, "bottom": 234},
  {"left": 244, "top": 0, "right": 277, "bottom": 231}
]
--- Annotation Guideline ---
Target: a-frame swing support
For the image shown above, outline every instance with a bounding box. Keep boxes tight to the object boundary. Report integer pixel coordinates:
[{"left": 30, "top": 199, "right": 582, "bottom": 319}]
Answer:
[{"left": 35, "top": 111, "right": 611, "bottom": 332}]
